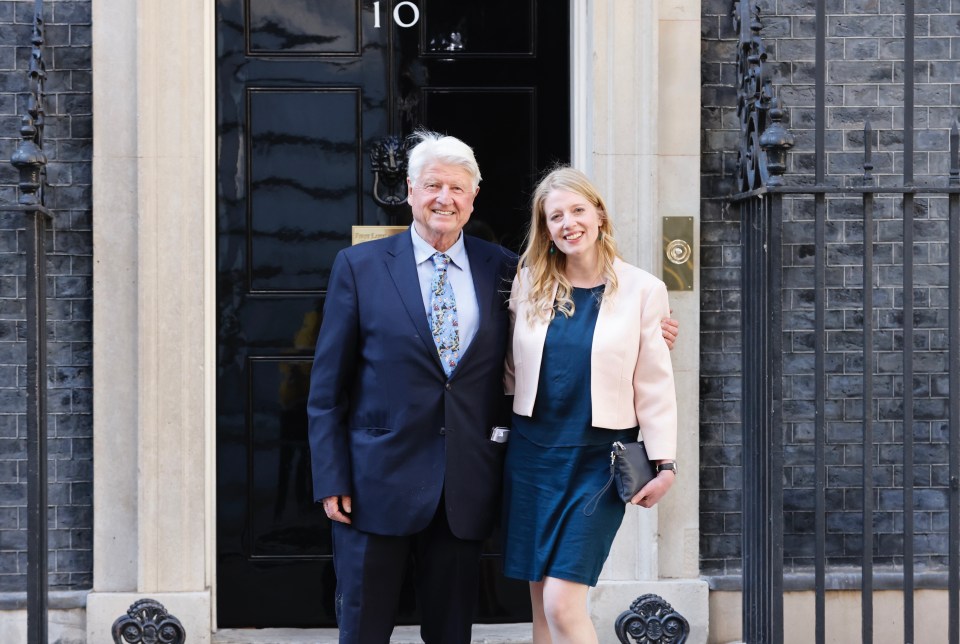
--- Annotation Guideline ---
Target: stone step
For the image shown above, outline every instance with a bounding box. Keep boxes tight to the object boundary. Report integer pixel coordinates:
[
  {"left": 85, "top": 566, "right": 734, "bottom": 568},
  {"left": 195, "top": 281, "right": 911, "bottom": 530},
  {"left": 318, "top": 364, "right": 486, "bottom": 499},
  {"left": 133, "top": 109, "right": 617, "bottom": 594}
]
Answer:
[{"left": 213, "top": 624, "right": 533, "bottom": 644}]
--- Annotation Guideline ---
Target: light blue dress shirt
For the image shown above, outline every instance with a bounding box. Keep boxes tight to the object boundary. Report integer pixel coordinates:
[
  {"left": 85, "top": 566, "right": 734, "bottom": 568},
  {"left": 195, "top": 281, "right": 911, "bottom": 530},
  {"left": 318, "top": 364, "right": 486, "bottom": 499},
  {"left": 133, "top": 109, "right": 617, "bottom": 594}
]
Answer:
[{"left": 410, "top": 225, "right": 479, "bottom": 356}]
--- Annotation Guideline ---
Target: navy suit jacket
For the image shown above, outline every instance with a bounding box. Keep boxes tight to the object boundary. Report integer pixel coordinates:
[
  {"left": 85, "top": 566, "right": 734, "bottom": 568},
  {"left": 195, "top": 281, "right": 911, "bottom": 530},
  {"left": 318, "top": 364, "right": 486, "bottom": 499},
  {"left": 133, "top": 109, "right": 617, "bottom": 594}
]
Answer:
[{"left": 307, "top": 230, "right": 516, "bottom": 540}]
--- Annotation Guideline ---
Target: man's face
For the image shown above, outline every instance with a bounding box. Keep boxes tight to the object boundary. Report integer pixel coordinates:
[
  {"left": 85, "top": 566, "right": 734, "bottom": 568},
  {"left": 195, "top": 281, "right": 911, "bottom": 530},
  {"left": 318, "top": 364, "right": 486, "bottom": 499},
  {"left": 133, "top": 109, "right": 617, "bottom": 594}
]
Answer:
[{"left": 407, "top": 162, "right": 479, "bottom": 251}]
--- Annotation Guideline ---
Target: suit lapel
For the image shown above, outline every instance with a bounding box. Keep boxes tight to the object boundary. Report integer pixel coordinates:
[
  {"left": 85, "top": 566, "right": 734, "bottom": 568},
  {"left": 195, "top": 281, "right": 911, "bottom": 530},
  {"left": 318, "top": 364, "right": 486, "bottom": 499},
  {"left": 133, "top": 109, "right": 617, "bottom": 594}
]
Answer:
[{"left": 384, "top": 232, "right": 442, "bottom": 366}]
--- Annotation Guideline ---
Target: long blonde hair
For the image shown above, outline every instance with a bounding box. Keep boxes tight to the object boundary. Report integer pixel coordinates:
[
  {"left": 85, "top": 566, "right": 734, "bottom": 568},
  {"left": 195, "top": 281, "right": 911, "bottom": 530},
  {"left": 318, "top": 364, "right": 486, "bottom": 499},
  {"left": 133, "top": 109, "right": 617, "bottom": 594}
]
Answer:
[{"left": 518, "top": 167, "right": 620, "bottom": 322}]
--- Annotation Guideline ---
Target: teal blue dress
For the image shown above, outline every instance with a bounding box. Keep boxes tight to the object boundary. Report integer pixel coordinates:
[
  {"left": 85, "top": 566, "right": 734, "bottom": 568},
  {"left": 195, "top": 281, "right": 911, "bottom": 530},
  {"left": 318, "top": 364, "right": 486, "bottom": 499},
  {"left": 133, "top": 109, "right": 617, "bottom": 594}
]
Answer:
[{"left": 502, "top": 286, "right": 636, "bottom": 586}]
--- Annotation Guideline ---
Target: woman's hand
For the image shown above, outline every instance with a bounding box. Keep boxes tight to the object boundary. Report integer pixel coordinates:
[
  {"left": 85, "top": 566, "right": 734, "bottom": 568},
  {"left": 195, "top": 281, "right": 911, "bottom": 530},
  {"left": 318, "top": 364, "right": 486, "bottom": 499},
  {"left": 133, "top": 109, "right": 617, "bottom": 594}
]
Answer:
[
  {"left": 630, "top": 470, "right": 675, "bottom": 508},
  {"left": 661, "top": 316, "right": 679, "bottom": 350}
]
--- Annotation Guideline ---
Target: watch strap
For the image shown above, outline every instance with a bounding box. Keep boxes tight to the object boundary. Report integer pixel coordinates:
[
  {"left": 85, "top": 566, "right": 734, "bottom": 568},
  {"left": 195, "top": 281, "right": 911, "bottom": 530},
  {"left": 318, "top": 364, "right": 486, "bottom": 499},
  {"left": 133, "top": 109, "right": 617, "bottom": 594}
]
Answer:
[{"left": 656, "top": 461, "right": 678, "bottom": 477}]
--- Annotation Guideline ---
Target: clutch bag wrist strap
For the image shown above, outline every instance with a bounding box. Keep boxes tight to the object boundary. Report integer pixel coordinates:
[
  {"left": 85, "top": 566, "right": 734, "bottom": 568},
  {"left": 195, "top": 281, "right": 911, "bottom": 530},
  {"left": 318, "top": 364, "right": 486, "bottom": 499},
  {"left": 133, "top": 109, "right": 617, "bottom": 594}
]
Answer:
[{"left": 582, "top": 450, "right": 617, "bottom": 517}]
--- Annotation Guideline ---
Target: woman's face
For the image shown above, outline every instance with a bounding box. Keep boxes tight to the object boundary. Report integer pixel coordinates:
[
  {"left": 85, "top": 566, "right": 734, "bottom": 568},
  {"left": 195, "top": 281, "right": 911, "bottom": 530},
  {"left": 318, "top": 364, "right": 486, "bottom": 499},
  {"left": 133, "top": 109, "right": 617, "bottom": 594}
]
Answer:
[{"left": 542, "top": 189, "right": 603, "bottom": 260}]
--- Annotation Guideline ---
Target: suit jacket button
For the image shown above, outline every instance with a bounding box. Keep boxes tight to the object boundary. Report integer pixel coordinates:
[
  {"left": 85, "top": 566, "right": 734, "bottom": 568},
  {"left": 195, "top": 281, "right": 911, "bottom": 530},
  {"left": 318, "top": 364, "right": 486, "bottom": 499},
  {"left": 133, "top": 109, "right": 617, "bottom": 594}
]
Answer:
[
  {"left": 445, "top": 382, "right": 452, "bottom": 391},
  {"left": 439, "top": 427, "right": 446, "bottom": 435}
]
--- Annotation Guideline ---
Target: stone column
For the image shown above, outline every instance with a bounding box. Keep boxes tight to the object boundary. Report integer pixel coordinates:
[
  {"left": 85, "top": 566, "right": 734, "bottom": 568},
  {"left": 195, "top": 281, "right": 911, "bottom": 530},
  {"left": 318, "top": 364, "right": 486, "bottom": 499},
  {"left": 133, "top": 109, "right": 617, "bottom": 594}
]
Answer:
[
  {"left": 87, "top": 0, "right": 214, "bottom": 640},
  {"left": 576, "top": 1, "right": 708, "bottom": 641}
]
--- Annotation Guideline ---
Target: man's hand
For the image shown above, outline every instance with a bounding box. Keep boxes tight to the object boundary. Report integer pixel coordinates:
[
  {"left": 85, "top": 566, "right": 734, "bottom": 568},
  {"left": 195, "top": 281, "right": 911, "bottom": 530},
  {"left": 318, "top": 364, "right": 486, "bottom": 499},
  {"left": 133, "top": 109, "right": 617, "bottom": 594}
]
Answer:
[
  {"left": 322, "top": 495, "right": 353, "bottom": 524},
  {"left": 661, "top": 316, "right": 680, "bottom": 351}
]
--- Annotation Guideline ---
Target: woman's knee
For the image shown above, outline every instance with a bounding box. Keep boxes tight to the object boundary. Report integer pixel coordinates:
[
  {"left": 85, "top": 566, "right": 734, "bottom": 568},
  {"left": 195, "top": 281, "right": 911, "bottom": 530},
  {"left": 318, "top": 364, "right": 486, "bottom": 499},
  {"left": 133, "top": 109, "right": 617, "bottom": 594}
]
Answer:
[{"left": 540, "top": 577, "right": 589, "bottom": 626}]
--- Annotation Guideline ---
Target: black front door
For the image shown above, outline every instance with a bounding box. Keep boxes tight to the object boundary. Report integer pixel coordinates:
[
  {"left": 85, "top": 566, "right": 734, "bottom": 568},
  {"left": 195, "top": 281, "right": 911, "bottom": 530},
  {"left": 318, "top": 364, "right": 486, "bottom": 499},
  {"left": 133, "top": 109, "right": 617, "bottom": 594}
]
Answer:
[{"left": 216, "top": 0, "right": 569, "bottom": 628}]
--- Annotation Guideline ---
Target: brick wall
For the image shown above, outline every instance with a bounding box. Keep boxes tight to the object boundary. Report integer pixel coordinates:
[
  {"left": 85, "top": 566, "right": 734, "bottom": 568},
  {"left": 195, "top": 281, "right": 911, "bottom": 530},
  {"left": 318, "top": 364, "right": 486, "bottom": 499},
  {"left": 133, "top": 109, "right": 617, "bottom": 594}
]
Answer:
[
  {"left": 701, "top": 0, "right": 746, "bottom": 576},
  {"left": 701, "top": 0, "right": 959, "bottom": 576},
  {"left": 0, "top": 0, "right": 92, "bottom": 592}
]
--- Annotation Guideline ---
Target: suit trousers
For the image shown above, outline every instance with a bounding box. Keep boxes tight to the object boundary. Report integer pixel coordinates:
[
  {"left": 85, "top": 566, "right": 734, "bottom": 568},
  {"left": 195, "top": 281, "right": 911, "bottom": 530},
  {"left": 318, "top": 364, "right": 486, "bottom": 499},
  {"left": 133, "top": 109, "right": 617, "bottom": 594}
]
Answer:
[{"left": 331, "top": 498, "right": 484, "bottom": 644}]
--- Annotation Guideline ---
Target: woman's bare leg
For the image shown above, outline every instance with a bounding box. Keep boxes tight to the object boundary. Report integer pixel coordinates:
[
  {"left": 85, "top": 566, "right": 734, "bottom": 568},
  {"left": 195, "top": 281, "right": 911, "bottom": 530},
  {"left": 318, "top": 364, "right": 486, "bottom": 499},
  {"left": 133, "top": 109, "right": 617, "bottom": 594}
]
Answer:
[
  {"left": 529, "top": 581, "right": 552, "bottom": 644},
  {"left": 540, "top": 576, "right": 597, "bottom": 644}
]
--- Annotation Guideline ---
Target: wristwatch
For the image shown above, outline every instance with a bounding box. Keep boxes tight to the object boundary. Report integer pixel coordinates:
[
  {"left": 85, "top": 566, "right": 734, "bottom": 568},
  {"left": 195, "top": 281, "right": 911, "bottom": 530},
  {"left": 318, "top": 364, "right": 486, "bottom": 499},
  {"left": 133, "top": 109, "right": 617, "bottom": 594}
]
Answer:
[{"left": 656, "top": 461, "right": 678, "bottom": 477}]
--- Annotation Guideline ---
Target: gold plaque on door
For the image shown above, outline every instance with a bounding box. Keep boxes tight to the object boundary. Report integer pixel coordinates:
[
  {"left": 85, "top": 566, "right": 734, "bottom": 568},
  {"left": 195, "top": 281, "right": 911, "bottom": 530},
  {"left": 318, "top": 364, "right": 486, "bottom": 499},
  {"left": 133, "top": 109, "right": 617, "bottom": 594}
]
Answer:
[{"left": 351, "top": 225, "right": 408, "bottom": 246}]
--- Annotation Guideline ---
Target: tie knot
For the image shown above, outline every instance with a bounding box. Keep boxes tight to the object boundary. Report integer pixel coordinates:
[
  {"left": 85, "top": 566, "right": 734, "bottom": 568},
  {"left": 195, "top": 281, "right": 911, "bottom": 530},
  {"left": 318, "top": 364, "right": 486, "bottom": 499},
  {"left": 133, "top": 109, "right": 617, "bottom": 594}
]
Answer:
[{"left": 431, "top": 253, "right": 451, "bottom": 271}]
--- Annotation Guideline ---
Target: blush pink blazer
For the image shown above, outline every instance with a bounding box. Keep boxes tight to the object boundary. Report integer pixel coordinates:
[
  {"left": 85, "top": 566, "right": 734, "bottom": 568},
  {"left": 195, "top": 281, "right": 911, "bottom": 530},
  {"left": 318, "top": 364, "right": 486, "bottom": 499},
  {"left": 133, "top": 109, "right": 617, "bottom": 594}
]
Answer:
[{"left": 504, "top": 258, "right": 677, "bottom": 460}]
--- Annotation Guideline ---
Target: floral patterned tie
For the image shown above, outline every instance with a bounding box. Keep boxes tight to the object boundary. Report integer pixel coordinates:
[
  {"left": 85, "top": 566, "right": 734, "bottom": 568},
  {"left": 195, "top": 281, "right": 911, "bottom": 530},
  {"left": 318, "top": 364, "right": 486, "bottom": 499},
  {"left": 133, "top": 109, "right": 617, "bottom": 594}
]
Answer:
[{"left": 429, "top": 252, "right": 460, "bottom": 377}]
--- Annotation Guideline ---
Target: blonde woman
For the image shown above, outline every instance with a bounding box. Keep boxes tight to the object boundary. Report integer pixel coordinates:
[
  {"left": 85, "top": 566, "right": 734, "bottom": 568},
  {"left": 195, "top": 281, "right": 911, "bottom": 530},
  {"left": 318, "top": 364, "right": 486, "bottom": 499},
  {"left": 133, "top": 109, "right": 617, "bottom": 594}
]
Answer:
[{"left": 503, "top": 167, "right": 678, "bottom": 643}]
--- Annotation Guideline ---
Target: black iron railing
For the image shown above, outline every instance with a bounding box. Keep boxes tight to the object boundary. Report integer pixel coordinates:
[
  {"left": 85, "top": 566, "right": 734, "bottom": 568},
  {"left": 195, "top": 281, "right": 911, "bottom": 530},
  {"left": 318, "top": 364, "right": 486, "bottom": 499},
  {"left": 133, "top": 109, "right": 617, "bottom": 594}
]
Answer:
[
  {"left": 730, "top": 0, "right": 960, "bottom": 641},
  {"left": 731, "top": 1, "right": 789, "bottom": 640},
  {"left": 8, "top": 1, "right": 51, "bottom": 643}
]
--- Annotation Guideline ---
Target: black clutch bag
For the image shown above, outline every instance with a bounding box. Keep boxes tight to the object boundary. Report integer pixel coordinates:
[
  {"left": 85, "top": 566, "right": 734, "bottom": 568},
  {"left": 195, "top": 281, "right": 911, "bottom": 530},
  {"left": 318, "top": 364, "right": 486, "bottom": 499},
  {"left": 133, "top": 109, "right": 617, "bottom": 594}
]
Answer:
[{"left": 583, "top": 440, "right": 656, "bottom": 516}]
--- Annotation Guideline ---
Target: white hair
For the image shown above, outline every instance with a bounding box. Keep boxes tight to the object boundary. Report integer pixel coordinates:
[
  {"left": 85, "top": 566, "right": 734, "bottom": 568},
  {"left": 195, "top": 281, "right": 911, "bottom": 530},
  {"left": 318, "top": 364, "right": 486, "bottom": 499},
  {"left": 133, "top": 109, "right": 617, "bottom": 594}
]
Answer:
[{"left": 406, "top": 130, "right": 482, "bottom": 189}]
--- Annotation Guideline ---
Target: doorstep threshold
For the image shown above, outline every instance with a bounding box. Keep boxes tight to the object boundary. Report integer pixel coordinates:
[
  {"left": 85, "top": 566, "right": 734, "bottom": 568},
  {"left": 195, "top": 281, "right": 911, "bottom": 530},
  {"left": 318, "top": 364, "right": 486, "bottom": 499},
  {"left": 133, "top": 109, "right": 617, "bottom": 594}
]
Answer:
[{"left": 213, "top": 623, "right": 533, "bottom": 643}]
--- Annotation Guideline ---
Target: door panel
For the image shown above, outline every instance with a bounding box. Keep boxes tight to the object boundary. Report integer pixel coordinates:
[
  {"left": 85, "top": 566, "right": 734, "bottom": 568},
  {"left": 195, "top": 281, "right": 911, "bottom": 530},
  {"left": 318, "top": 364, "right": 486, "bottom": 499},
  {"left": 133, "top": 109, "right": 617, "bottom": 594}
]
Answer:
[
  {"left": 247, "top": 0, "right": 360, "bottom": 55},
  {"left": 217, "top": 0, "right": 569, "bottom": 627},
  {"left": 422, "top": 89, "right": 537, "bottom": 249},
  {"left": 248, "top": 89, "right": 361, "bottom": 291},
  {"left": 421, "top": 0, "right": 534, "bottom": 55}
]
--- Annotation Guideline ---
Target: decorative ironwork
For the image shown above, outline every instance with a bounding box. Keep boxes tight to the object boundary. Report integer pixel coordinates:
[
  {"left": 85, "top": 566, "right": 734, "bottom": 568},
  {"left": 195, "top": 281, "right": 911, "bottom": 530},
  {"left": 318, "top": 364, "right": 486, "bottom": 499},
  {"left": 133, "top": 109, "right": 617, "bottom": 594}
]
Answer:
[
  {"left": 370, "top": 135, "right": 411, "bottom": 209},
  {"left": 951, "top": 121, "right": 959, "bottom": 188},
  {"left": 732, "top": 0, "right": 794, "bottom": 193},
  {"left": 862, "top": 121, "right": 874, "bottom": 185},
  {"left": 11, "top": 1, "right": 48, "bottom": 207},
  {"left": 614, "top": 593, "right": 690, "bottom": 643},
  {"left": 111, "top": 599, "right": 186, "bottom": 644},
  {"left": 758, "top": 98, "right": 793, "bottom": 187}
]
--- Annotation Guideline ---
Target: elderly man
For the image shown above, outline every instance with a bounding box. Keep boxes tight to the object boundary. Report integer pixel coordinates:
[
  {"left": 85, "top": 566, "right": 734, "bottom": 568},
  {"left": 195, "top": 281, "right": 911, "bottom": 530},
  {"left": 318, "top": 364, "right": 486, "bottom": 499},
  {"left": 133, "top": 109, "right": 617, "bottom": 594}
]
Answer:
[{"left": 308, "top": 131, "right": 515, "bottom": 644}]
